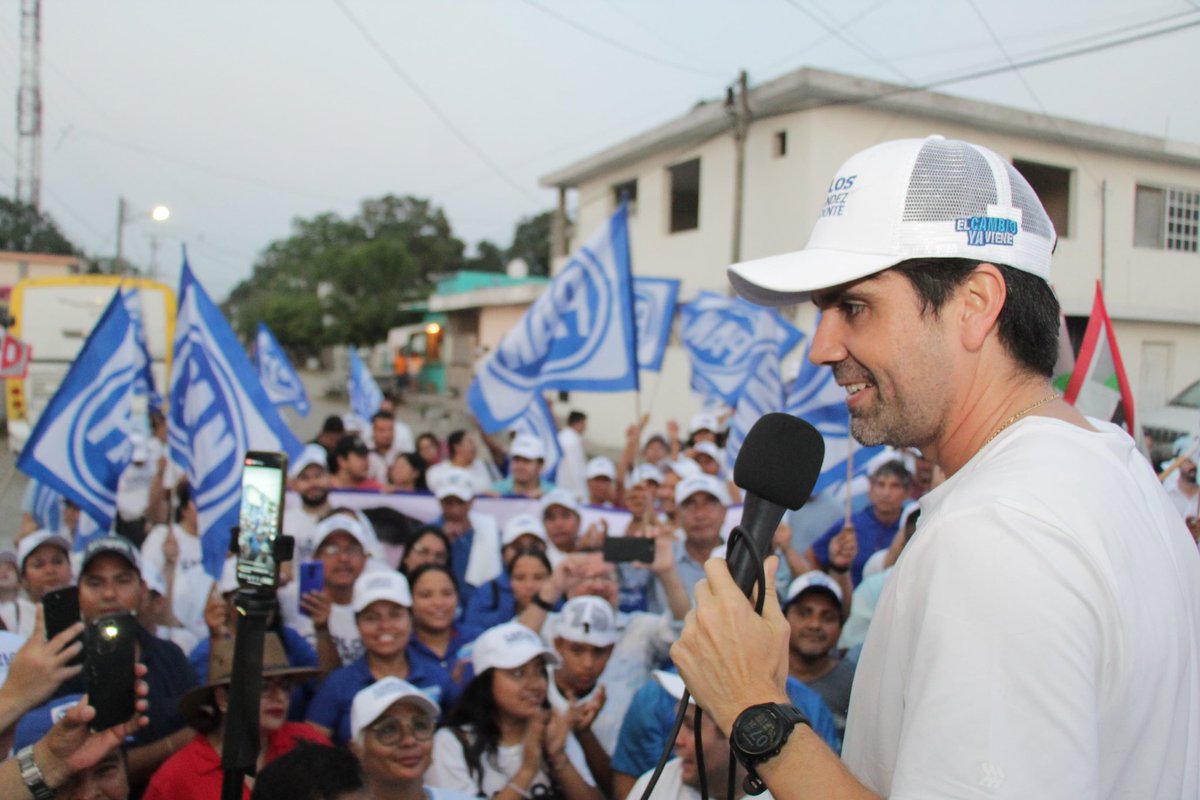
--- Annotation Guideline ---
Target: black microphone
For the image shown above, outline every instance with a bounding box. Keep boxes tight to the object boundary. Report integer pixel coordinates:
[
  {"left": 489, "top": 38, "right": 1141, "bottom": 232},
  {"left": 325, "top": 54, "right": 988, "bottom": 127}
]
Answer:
[{"left": 726, "top": 413, "right": 825, "bottom": 597}]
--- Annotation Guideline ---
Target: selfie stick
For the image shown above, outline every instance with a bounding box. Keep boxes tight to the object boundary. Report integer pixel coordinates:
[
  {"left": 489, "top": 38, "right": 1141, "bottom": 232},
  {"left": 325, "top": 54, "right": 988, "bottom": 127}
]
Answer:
[{"left": 220, "top": 527, "right": 294, "bottom": 800}]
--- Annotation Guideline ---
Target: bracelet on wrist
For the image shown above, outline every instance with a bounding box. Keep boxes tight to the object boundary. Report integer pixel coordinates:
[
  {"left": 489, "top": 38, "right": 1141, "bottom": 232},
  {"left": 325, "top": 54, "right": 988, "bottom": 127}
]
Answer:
[
  {"left": 18, "top": 745, "right": 55, "bottom": 800},
  {"left": 507, "top": 781, "right": 532, "bottom": 799},
  {"left": 827, "top": 563, "right": 849, "bottom": 574},
  {"left": 531, "top": 593, "right": 555, "bottom": 612}
]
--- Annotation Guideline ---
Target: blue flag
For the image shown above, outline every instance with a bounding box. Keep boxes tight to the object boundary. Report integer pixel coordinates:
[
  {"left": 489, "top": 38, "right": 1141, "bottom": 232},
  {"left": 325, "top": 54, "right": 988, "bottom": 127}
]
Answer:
[
  {"left": 18, "top": 291, "right": 154, "bottom": 530},
  {"left": 468, "top": 205, "right": 639, "bottom": 433},
  {"left": 169, "top": 258, "right": 303, "bottom": 577},
  {"left": 679, "top": 291, "right": 802, "bottom": 406},
  {"left": 509, "top": 394, "right": 563, "bottom": 482},
  {"left": 256, "top": 322, "right": 310, "bottom": 416},
  {"left": 632, "top": 277, "right": 680, "bottom": 372},
  {"left": 785, "top": 318, "right": 884, "bottom": 496},
  {"left": 724, "top": 323, "right": 801, "bottom": 472},
  {"left": 22, "top": 480, "right": 63, "bottom": 534},
  {"left": 348, "top": 348, "right": 383, "bottom": 420},
  {"left": 122, "top": 288, "right": 162, "bottom": 412}
]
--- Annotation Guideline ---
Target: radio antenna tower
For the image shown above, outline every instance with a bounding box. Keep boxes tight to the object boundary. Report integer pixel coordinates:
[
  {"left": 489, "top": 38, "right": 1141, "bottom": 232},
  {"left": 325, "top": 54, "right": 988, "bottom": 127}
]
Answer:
[{"left": 16, "top": 0, "right": 43, "bottom": 210}]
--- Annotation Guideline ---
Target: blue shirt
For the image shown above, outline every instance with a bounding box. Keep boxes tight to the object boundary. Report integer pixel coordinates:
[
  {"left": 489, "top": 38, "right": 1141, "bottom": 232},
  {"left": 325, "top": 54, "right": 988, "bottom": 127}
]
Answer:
[
  {"left": 610, "top": 673, "right": 841, "bottom": 779},
  {"left": 462, "top": 572, "right": 516, "bottom": 630},
  {"left": 306, "top": 653, "right": 451, "bottom": 746},
  {"left": 491, "top": 477, "right": 556, "bottom": 496},
  {"left": 405, "top": 625, "right": 482, "bottom": 713},
  {"left": 433, "top": 515, "right": 476, "bottom": 590},
  {"left": 810, "top": 505, "right": 900, "bottom": 586}
]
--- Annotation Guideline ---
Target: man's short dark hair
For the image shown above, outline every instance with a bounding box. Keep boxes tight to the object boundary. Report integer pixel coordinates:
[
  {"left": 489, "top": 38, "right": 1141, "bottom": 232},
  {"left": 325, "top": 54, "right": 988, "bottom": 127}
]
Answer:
[
  {"left": 320, "top": 415, "right": 346, "bottom": 435},
  {"left": 447, "top": 429, "right": 467, "bottom": 457},
  {"left": 871, "top": 460, "right": 911, "bottom": 488},
  {"left": 250, "top": 742, "right": 364, "bottom": 800},
  {"left": 567, "top": 411, "right": 587, "bottom": 427},
  {"left": 174, "top": 482, "right": 192, "bottom": 523},
  {"left": 890, "top": 258, "right": 1060, "bottom": 378},
  {"left": 371, "top": 410, "right": 394, "bottom": 423}
]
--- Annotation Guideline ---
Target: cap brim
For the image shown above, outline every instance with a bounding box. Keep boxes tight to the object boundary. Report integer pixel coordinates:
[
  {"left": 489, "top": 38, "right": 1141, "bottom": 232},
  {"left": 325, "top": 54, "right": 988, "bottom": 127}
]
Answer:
[{"left": 727, "top": 248, "right": 901, "bottom": 306}]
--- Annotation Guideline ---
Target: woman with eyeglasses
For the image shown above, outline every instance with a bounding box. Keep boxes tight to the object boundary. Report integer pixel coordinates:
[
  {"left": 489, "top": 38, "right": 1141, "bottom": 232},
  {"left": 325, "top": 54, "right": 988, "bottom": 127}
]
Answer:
[
  {"left": 350, "top": 677, "right": 471, "bottom": 800},
  {"left": 143, "top": 633, "right": 328, "bottom": 800},
  {"left": 406, "top": 563, "right": 482, "bottom": 711},
  {"left": 307, "top": 571, "right": 453, "bottom": 746},
  {"left": 427, "top": 623, "right": 602, "bottom": 800},
  {"left": 400, "top": 526, "right": 453, "bottom": 578}
]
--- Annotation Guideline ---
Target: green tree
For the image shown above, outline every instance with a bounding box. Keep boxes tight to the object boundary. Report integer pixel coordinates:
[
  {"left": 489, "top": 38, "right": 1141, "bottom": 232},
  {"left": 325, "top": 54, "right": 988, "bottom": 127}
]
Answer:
[
  {"left": 507, "top": 210, "right": 552, "bottom": 276},
  {"left": 466, "top": 239, "right": 506, "bottom": 273},
  {"left": 0, "top": 198, "right": 79, "bottom": 255}
]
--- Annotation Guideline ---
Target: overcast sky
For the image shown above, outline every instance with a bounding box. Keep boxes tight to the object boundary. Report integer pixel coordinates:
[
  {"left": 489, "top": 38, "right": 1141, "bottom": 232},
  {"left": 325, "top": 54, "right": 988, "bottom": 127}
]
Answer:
[{"left": 1, "top": 0, "right": 1197, "bottom": 301}]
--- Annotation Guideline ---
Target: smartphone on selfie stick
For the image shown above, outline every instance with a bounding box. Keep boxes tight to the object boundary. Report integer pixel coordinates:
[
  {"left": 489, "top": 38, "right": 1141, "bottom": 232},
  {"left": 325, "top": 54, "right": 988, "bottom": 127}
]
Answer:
[{"left": 221, "top": 451, "right": 293, "bottom": 800}]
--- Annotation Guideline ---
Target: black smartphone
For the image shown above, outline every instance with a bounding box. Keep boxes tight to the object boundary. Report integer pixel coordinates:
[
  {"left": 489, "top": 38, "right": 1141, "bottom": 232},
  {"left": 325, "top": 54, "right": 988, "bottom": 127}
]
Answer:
[
  {"left": 85, "top": 612, "right": 137, "bottom": 731},
  {"left": 298, "top": 560, "right": 324, "bottom": 616},
  {"left": 42, "top": 586, "right": 83, "bottom": 667},
  {"left": 602, "top": 536, "right": 655, "bottom": 564},
  {"left": 236, "top": 451, "right": 289, "bottom": 589}
]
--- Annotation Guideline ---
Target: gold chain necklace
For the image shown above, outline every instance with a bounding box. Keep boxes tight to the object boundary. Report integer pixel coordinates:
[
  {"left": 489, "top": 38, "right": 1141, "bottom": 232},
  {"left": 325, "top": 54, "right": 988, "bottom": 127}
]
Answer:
[{"left": 983, "top": 394, "right": 1059, "bottom": 447}]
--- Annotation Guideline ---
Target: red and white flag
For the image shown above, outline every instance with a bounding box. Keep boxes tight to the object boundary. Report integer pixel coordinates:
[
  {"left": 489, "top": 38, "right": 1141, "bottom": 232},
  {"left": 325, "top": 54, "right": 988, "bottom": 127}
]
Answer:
[
  {"left": 1064, "top": 281, "right": 1135, "bottom": 437},
  {"left": 0, "top": 333, "right": 31, "bottom": 379}
]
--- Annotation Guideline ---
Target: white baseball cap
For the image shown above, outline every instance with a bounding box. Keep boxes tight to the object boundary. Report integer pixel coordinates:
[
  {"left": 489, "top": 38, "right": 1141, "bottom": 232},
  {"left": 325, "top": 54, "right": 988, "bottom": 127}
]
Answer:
[
  {"left": 664, "top": 458, "right": 703, "bottom": 480},
  {"left": 315, "top": 513, "right": 368, "bottom": 550},
  {"left": 502, "top": 514, "right": 549, "bottom": 547},
  {"left": 653, "top": 670, "right": 694, "bottom": 705},
  {"left": 289, "top": 444, "right": 330, "bottom": 479},
  {"left": 540, "top": 488, "right": 580, "bottom": 517},
  {"left": 352, "top": 570, "right": 412, "bottom": 613},
  {"left": 689, "top": 412, "right": 721, "bottom": 436},
  {"left": 674, "top": 474, "right": 730, "bottom": 507},
  {"left": 510, "top": 434, "right": 546, "bottom": 461},
  {"left": 472, "top": 622, "right": 561, "bottom": 675},
  {"left": 17, "top": 530, "right": 71, "bottom": 573},
  {"left": 554, "top": 596, "right": 620, "bottom": 648},
  {"left": 692, "top": 441, "right": 722, "bottom": 462},
  {"left": 142, "top": 563, "right": 168, "bottom": 596},
  {"left": 350, "top": 676, "right": 440, "bottom": 741},
  {"left": 585, "top": 456, "right": 616, "bottom": 481},
  {"left": 784, "top": 570, "right": 844, "bottom": 610},
  {"left": 626, "top": 463, "right": 663, "bottom": 489},
  {"left": 728, "top": 136, "right": 1057, "bottom": 306},
  {"left": 432, "top": 467, "right": 476, "bottom": 502}
]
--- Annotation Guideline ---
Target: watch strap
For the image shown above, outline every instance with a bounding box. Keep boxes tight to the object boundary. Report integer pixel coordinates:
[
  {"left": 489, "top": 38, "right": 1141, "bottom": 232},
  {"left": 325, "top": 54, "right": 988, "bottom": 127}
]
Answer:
[
  {"left": 734, "top": 703, "right": 812, "bottom": 796},
  {"left": 17, "top": 745, "right": 54, "bottom": 800}
]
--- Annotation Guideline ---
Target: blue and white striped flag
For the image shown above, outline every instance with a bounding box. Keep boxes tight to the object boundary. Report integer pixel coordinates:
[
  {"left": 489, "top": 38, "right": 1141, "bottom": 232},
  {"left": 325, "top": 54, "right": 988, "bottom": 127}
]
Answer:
[
  {"left": 18, "top": 291, "right": 154, "bottom": 530},
  {"left": 679, "top": 292, "right": 802, "bottom": 406},
  {"left": 724, "top": 324, "right": 801, "bottom": 472},
  {"left": 348, "top": 348, "right": 383, "bottom": 420},
  {"left": 632, "top": 277, "right": 680, "bottom": 372},
  {"left": 169, "top": 258, "right": 303, "bottom": 577},
  {"left": 785, "top": 318, "right": 884, "bottom": 496},
  {"left": 256, "top": 322, "right": 310, "bottom": 416},
  {"left": 509, "top": 394, "right": 563, "bottom": 482},
  {"left": 468, "top": 205, "right": 639, "bottom": 433},
  {"left": 122, "top": 288, "right": 161, "bottom": 412},
  {"left": 22, "top": 480, "right": 63, "bottom": 534}
]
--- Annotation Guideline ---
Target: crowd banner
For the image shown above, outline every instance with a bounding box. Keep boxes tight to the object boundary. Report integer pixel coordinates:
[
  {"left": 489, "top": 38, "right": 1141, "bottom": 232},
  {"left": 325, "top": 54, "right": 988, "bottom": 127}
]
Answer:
[{"left": 256, "top": 322, "right": 311, "bottom": 416}]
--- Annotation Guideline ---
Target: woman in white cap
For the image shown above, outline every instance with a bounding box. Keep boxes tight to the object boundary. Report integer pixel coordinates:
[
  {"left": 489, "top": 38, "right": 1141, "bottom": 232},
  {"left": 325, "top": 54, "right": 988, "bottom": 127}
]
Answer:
[
  {"left": 427, "top": 622, "right": 601, "bottom": 800},
  {"left": 143, "top": 633, "right": 326, "bottom": 800},
  {"left": 350, "top": 676, "right": 472, "bottom": 800},
  {"left": 462, "top": 515, "right": 553, "bottom": 630},
  {"left": 406, "top": 563, "right": 482, "bottom": 712},
  {"left": 307, "top": 571, "right": 452, "bottom": 747}
]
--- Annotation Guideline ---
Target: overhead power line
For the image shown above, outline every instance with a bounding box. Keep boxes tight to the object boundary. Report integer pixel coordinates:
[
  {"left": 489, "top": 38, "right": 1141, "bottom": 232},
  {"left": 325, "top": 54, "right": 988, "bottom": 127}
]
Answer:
[
  {"left": 776, "top": 0, "right": 911, "bottom": 83},
  {"left": 332, "top": 0, "right": 542, "bottom": 205}
]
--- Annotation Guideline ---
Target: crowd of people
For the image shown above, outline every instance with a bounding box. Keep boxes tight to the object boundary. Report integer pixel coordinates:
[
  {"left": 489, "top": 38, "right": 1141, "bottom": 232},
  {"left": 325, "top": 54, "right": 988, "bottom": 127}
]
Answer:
[{"left": 2, "top": 386, "right": 1198, "bottom": 800}]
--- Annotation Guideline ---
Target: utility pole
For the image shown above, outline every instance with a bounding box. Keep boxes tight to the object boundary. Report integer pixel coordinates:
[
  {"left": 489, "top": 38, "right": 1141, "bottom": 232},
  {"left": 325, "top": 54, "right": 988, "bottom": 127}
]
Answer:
[
  {"left": 726, "top": 70, "right": 751, "bottom": 266},
  {"left": 16, "top": 0, "right": 43, "bottom": 210}
]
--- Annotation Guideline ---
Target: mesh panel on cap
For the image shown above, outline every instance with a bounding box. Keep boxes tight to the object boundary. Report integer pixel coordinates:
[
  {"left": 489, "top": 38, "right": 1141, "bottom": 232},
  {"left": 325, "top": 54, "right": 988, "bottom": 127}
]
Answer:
[
  {"left": 1003, "top": 161, "right": 1053, "bottom": 238},
  {"left": 902, "top": 139, "right": 997, "bottom": 222}
]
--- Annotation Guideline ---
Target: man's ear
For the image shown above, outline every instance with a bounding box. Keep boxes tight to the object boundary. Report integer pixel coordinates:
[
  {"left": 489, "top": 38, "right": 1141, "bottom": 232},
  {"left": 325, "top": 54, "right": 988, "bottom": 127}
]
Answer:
[{"left": 959, "top": 263, "right": 1006, "bottom": 352}]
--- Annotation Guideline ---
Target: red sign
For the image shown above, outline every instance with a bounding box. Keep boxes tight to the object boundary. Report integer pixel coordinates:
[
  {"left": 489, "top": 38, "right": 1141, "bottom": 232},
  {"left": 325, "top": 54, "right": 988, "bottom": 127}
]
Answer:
[{"left": 0, "top": 334, "right": 31, "bottom": 379}]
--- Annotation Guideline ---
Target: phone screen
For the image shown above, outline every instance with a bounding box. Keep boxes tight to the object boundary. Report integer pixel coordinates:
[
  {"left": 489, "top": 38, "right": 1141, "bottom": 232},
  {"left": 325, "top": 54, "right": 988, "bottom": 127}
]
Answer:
[{"left": 236, "top": 451, "right": 287, "bottom": 589}]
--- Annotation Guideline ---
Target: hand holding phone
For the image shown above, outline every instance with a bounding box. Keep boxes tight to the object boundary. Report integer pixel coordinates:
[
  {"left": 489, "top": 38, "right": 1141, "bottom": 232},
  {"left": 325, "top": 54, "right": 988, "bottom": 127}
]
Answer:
[
  {"left": 85, "top": 612, "right": 138, "bottom": 732},
  {"left": 42, "top": 586, "right": 84, "bottom": 668},
  {"left": 297, "top": 561, "right": 324, "bottom": 617},
  {"left": 602, "top": 536, "right": 655, "bottom": 564}
]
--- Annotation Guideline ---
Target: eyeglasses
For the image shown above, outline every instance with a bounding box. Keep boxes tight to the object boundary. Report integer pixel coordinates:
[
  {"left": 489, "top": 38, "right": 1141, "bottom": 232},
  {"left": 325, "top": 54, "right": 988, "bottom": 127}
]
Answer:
[
  {"left": 409, "top": 545, "right": 448, "bottom": 564},
  {"left": 319, "top": 544, "right": 365, "bottom": 559},
  {"left": 367, "top": 715, "right": 435, "bottom": 744}
]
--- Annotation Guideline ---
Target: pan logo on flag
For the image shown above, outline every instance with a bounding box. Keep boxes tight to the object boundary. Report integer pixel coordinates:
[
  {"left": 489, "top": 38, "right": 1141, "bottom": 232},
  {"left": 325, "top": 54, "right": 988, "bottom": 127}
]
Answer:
[
  {"left": 680, "top": 307, "right": 759, "bottom": 375},
  {"left": 68, "top": 358, "right": 136, "bottom": 508}
]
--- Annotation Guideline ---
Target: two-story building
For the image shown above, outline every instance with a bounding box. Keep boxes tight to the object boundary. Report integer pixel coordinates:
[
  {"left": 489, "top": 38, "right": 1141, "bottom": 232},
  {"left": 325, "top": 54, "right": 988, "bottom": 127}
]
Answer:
[{"left": 539, "top": 67, "right": 1200, "bottom": 450}]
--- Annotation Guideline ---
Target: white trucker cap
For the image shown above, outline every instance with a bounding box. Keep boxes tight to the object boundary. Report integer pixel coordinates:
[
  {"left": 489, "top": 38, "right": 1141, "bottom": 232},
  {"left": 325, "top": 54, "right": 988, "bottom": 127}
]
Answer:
[{"left": 728, "top": 136, "right": 1056, "bottom": 306}]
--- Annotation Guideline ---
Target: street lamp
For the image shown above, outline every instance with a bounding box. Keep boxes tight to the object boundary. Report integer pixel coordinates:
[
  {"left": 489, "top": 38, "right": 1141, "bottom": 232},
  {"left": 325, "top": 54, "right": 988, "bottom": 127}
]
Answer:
[{"left": 115, "top": 196, "right": 170, "bottom": 275}]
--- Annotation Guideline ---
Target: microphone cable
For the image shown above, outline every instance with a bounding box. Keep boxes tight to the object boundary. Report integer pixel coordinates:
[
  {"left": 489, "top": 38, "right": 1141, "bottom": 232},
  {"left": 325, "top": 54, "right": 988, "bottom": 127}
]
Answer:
[{"left": 638, "top": 525, "right": 767, "bottom": 800}]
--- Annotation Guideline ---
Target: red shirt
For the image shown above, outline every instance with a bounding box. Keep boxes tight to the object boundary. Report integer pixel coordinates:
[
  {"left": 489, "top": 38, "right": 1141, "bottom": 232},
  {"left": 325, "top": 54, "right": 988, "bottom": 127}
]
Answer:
[{"left": 143, "top": 722, "right": 330, "bottom": 800}]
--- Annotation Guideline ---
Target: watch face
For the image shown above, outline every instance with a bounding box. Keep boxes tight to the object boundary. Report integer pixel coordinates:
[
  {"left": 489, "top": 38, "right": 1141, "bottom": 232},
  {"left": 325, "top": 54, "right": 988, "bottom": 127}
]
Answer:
[{"left": 734, "top": 706, "right": 784, "bottom": 757}]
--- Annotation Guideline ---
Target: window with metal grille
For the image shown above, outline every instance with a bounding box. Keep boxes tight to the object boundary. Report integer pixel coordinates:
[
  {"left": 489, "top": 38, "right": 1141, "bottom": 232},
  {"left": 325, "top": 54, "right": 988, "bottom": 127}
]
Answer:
[
  {"left": 1134, "top": 184, "right": 1200, "bottom": 252},
  {"left": 668, "top": 158, "right": 700, "bottom": 233}
]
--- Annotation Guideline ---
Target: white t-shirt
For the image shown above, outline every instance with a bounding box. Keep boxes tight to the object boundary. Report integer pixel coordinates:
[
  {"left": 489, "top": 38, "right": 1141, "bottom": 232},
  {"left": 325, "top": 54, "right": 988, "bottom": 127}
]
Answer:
[
  {"left": 556, "top": 427, "right": 588, "bottom": 502},
  {"left": 542, "top": 609, "right": 680, "bottom": 754},
  {"left": 844, "top": 417, "right": 1200, "bottom": 798},
  {"left": 1164, "top": 481, "right": 1199, "bottom": 521},
  {"left": 427, "top": 726, "right": 594, "bottom": 797},
  {"left": 627, "top": 757, "right": 774, "bottom": 800},
  {"left": 140, "top": 524, "right": 205, "bottom": 579},
  {"left": 279, "top": 583, "right": 362, "bottom": 665},
  {"left": 283, "top": 504, "right": 326, "bottom": 565},
  {"left": 427, "top": 459, "right": 497, "bottom": 496}
]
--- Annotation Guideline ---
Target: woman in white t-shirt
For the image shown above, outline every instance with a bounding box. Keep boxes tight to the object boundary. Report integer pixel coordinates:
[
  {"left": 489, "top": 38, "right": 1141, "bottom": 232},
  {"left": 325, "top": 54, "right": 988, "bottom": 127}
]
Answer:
[{"left": 427, "top": 623, "right": 600, "bottom": 800}]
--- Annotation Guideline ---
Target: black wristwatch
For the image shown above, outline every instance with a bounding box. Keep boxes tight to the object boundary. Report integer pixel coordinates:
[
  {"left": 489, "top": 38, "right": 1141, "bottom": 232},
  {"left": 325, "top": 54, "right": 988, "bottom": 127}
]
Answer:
[{"left": 730, "top": 703, "right": 811, "bottom": 795}]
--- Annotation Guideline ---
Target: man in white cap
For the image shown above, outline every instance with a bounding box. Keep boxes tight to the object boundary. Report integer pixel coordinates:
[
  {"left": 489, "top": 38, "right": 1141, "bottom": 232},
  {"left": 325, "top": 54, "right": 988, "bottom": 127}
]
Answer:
[
  {"left": 647, "top": 474, "right": 730, "bottom": 615},
  {"left": 492, "top": 433, "right": 556, "bottom": 498},
  {"left": 782, "top": 572, "right": 854, "bottom": 739},
  {"left": 672, "top": 136, "right": 1200, "bottom": 798},
  {"left": 585, "top": 457, "right": 618, "bottom": 508},
  {"left": 284, "top": 443, "right": 335, "bottom": 563},
  {"left": 627, "top": 671, "right": 774, "bottom": 800},
  {"left": 430, "top": 467, "right": 501, "bottom": 590},
  {"left": 1165, "top": 434, "right": 1200, "bottom": 528},
  {"left": 281, "top": 512, "right": 373, "bottom": 666},
  {"left": 540, "top": 489, "right": 603, "bottom": 568}
]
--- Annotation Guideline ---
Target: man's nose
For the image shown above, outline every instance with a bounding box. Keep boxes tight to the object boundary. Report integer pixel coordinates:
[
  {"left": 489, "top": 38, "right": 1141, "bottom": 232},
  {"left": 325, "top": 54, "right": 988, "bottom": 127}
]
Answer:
[{"left": 808, "top": 313, "right": 847, "bottom": 366}]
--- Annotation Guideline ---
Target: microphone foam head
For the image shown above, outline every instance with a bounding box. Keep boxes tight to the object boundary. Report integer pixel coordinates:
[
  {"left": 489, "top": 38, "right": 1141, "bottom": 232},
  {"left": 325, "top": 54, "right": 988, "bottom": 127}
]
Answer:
[{"left": 733, "top": 413, "right": 825, "bottom": 510}]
